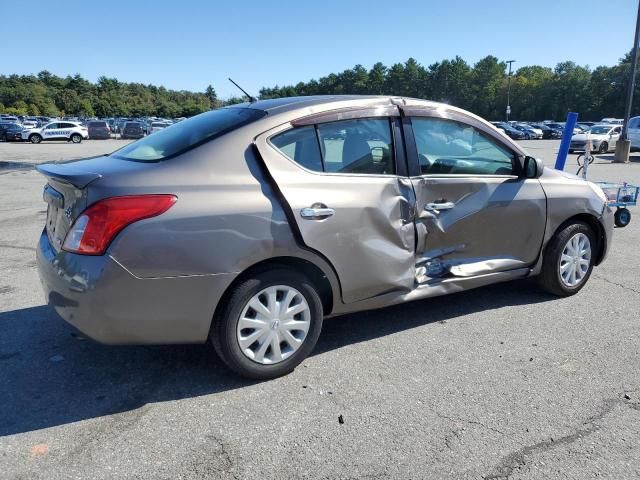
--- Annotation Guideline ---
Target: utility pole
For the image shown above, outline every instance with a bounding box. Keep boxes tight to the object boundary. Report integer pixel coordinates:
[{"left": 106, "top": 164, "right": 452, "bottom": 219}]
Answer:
[
  {"left": 506, "top": 60, "right": 516, "bottom": 122},
  {"left": 615, "top": 0, "right": 640, "bottom": 163}
]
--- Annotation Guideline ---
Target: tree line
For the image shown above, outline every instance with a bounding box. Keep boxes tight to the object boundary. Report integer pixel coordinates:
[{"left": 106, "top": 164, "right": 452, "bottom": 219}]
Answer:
[
  {"left": 260, "top": 54, "right": 637, "bottom": 121},
  {"left": 0, "top": 72, "right": 243, "bottom": 118},
  {"left": 0, "top": 53, "right": 636, "bottom": 120}
]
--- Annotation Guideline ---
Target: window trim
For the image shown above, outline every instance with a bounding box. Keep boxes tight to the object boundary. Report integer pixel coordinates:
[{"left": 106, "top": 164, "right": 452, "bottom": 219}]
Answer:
[
  {"left": 291, "top": 105, "right": 399, "bottom": 127},
  {"left": 267, "top": 115, "right": 401, "bottom": 178},
  {"left": 401, "top": 107, "right": 524, "bottom": 178}
]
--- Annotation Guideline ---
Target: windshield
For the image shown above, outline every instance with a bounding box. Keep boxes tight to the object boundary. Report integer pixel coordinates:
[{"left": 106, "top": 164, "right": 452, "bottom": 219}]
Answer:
[
  {"left": 112, "top": 108, "right": 266, "bottom": 162},
  {"left": 588, "top": 126, "right": 611, "bottom": 135}
]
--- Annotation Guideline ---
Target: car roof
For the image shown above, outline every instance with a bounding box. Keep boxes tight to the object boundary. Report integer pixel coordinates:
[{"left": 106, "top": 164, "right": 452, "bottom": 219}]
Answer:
[{"left": 243, "top": 94, "right": 466, "bottom": 115}]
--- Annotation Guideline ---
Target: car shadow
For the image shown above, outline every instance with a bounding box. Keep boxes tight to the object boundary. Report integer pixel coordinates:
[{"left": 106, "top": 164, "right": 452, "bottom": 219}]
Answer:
[{"left": 0, "top": 278, "right": 553, "bottom": 437}]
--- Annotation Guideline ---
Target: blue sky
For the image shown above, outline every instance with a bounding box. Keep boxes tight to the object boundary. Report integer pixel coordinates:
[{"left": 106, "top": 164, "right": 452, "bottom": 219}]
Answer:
[{"left": 4, "top": 0, "right": 638, "bottom": 98}]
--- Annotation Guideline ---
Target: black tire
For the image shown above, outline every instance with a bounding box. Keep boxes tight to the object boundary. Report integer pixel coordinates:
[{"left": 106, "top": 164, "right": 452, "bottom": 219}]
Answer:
[
  {"left": 598, "top": 142, "right": 608, "bottom": 154},
  {"left": 210, "top": 269, "right": 324, "bottom": 379},
  {"left": 71, "top": 133, "right": 82, "bottom": 144},
  {"left": 614, "top": 208, "right": 631, "bottom": 228},
  {"left": 29, "top": 134, "right": 42, "bottom": 144},
  {"left": 537, "top": 221, "right": 596, "bottom": 296}
]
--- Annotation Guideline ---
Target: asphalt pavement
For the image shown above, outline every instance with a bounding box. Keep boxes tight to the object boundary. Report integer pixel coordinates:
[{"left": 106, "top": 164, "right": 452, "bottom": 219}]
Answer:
[{"left": 1, "top": 140, "right": 640, "bottom": 479}]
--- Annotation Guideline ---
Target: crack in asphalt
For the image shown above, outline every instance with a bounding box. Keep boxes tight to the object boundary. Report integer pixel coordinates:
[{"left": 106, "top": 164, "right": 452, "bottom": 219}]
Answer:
[
  {"left": 483, "top": 396, "right": 640, "bottom": 479},
  {"left": 434, "top": 410, "right": 506, "bottom": 436},
  {"left": 593, "top": 274, "right": 640, "bottom": 295},
  {"left": 0, "top": 243, "right": 36, "bottom": 252},
  {"left": 186, "top": 434, "right": 240, "bottom": 480}
]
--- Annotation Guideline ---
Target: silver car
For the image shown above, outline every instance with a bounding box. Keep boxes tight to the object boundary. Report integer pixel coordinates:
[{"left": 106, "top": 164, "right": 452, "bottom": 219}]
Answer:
[
  {"left": 36, "top": 96, "right": 614, "bottom": 379},
  {"left": 569, "top": 124, "right": 622, "bottom": 154}
]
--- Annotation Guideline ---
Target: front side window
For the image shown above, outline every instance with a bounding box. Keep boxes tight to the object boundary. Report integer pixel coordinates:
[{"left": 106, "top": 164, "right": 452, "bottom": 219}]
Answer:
[
  {"left": 113, "top": 107, "right": 266, "bottom": 162},
  {"left": 411, "top": 117, "right": 515, "bottom": 175},
  {"left": 270, "top": 118, "right": 395, "bottom": 175}
]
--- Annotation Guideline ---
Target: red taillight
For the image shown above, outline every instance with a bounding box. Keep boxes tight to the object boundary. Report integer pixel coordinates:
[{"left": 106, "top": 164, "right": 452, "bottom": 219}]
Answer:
[{"left": 62, "top": 195, "right": 177, "bottom": 255}]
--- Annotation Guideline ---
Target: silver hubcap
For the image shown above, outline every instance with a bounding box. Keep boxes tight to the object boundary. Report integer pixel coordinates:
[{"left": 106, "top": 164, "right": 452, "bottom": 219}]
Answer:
[
  {"left": 237, "top": 285, "right": 311, "bottom": 365},
  {"left": 559, "top": 233, "right": 591, "bottom": 287}
]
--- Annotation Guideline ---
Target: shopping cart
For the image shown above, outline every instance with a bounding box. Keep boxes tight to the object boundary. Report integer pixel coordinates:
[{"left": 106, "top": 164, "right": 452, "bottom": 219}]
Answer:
[{"left": 594, "top": 182, "right": 639, "bottom": 227}]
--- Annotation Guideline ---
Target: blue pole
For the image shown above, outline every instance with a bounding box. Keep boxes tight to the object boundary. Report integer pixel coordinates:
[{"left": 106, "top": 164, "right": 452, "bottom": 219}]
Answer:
[{"left": 554, "top": 112, "right": 579, "bottom": 170}]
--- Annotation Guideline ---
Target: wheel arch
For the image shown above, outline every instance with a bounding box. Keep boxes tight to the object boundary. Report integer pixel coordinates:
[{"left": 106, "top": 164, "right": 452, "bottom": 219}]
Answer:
[
  {"left": 550, "top": 213, "right": 607, "bottom": 265},
  {"left": 213, "top": 256, "right": 336, "bottom": 326}
]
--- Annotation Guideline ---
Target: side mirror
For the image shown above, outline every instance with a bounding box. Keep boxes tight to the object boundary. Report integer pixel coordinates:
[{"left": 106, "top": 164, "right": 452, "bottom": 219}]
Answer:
[{"left": 523, "top": 156, "right": 544, "bottom": 179}]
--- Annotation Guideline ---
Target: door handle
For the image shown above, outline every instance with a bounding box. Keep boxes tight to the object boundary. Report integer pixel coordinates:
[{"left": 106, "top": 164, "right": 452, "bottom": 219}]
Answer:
[
  {"left": 425, "top": 201, "right": 455, "bottom": 212},
  {"left": 300, "top": 206, "right": 335, "bottom": 219}
]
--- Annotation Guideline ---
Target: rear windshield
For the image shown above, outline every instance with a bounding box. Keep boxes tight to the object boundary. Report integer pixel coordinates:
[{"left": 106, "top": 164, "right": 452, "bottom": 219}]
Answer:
[
  {"left": 89, "top": 121, "right": 107, "bottom": 127},
  {"left": 112, "top": 107, "right": 266, "bottom": 162}
]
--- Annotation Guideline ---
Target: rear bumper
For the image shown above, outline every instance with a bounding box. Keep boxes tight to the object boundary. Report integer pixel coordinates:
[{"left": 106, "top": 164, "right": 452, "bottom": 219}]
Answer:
[{"left": 36, "top": 229, "right": 237, "bottom": 345}]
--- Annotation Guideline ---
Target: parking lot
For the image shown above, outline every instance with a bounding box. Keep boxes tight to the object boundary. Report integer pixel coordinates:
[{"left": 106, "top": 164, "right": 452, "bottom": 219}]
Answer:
[{"left": 1, "top": 140, "right": 640, "bottom": 479}]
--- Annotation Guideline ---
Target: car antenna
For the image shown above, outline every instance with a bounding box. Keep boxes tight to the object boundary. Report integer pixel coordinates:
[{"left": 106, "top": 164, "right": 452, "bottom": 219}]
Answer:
[{"left": 228, "top": 78, "right": 258, "bottom": 103}]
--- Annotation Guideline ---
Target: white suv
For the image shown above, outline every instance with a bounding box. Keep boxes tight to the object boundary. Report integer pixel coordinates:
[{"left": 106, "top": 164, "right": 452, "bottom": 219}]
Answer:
[{"left": 24, "top": 121, "right": 88, "bottom": 144}]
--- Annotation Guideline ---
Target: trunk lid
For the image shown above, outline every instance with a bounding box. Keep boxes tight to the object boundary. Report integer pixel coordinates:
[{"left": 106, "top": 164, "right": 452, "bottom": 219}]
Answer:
[{"left": 36, "top": 156, "right": 152, "bottom": 252}]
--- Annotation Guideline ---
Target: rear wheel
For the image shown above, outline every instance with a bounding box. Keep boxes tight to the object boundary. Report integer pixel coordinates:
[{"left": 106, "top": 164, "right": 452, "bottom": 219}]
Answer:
[
  {"left": 211, "top": 269, "right": 323, "bottom": 379},
  {"left": 71, "top": 133, "right": 82, "bottom": 143},
  {"left": 29, "top": 134, "right": 42, "bottom": 144},
  {"left": 538, "top": 221, "right": 595, "bottom": 296}
]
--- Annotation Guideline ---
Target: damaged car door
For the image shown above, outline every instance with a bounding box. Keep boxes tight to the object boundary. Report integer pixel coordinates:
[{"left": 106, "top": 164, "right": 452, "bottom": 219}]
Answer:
[
  {"left": 402, "top": 110, "right": 546, "bottom": 282},
  {"left": 255, "top": 109, "right": 416, "bottom": 304}
]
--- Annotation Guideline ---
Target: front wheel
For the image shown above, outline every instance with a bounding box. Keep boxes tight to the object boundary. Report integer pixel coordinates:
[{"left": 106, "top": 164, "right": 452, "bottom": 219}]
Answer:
[
  {"left": 210, "top": 269, "right": 324, "bottom": 379},
  {"left": 537, "top": 222, "right": 595, "bottom": 296},
  {"left": 598, "top": 142, "right": 608, "bottom": 154}
]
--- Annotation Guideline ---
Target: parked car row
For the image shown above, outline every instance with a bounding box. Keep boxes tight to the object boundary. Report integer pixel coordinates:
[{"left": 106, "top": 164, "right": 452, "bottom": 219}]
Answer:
[{"left": 0, "top": 117, "right": 185, "bottom": 143}]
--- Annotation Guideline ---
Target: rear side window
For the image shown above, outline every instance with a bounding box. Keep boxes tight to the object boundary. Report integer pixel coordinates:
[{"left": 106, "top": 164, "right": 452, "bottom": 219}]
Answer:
[
  {"left": 270, "top": 126, "right": 323, "bottom": 171},
  {"left": 270, "top": 118, "right": 395, "bottom": 175},
  {"left": 113, "top": 108, "right": 266, "bottom": 162},
  {"left": 411, "top": 117, "right": 515, "bottom": 175},
  {"left": 317, "top": 119, "right": 394, "bottom": 174}
]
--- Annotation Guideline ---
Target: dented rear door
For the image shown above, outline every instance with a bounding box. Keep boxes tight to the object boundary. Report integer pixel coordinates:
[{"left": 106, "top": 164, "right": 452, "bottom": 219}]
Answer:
[
  {"left": 254, "top": 109, "right": 416, "bottom": 304},
  {"left": 401, "top": 109, "right": 546, "bottom": 282}
]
